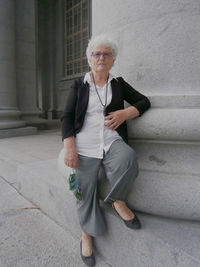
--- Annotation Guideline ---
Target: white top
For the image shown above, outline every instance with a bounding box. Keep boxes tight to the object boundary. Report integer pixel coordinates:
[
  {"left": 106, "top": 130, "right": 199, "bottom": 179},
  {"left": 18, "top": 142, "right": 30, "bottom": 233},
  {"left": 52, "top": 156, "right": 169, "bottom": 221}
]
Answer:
[{"left": 75, "top": 72, "right": 122, "bottom": 159}]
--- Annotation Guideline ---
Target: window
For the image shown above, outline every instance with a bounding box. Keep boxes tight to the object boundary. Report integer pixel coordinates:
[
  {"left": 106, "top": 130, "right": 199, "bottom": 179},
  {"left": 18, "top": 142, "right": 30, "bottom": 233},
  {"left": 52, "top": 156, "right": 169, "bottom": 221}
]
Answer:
[{"left": 65, "top": 0, "right": 90, "bottom": 76}]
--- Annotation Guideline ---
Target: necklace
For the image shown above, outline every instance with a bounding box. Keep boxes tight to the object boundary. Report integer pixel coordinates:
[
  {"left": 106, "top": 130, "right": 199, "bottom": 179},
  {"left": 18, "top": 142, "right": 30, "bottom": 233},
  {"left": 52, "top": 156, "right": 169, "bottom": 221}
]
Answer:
[{"left": 91, "top": 72, "right": 109, "bottom": 116}]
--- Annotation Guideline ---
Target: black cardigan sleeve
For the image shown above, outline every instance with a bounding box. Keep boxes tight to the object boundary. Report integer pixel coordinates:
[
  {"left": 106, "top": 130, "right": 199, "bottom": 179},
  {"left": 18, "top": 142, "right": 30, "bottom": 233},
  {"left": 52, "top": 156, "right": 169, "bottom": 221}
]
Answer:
[
  {"left": 60, "top": 79, "right": 78, "bottom": 140},
  {"left": 117, "top": 77, "right": 151, "bottom": 116}
]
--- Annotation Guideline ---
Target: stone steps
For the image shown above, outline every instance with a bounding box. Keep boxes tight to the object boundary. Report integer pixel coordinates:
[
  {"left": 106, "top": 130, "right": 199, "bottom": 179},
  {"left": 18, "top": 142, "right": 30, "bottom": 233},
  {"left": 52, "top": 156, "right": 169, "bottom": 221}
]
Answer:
[{"left": 11, "top": 157, "right": 200, "bottom": 267}]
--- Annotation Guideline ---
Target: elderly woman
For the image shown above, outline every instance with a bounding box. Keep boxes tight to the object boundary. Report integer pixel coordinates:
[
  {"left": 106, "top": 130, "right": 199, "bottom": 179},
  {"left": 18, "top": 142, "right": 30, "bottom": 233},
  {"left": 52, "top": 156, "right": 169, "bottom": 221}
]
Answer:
[{"left": 61, "top": 35, "right": 150, "bottom": 266}]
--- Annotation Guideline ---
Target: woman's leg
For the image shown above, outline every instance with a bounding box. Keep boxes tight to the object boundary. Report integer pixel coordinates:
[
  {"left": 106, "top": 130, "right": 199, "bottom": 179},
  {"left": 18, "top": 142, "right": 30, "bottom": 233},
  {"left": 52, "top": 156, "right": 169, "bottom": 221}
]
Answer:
[
  {"left": 102, "top": 140, "right": 139, "bottom": 222},
  {"left": 76, "top": 155, "right": 106, "bottom": 237},
  {"left": 112, "top": 200, "right": 135, "bottom": 220},
  {"left": 81, "top": 231, "right": 93, "bottom": 256},
  {"left": 103, "top": 139, "right": 138, "bottom": 204}
]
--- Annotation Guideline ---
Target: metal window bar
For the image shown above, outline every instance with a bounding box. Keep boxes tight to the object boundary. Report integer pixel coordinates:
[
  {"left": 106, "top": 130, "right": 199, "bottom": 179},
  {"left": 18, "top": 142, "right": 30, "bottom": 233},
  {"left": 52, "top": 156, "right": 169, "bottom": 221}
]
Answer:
[{"left": 64, "top": 0, "right": 90, "bottom": 76}]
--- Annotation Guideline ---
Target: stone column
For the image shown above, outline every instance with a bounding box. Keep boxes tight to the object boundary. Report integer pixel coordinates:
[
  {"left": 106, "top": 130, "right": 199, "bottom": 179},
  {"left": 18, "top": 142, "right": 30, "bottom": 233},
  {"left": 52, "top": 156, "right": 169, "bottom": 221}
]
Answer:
[
  {"left": 47, "top": 0, "right": 56, "bottom": 120},
  {"left": 0, "top": 0, "right": 25, "bottom": 129},
  {"left": 55, "top": 0, "right": 64, "bottom": 115},
  {"left": 15, "top": 0, "right": 42, "bottom": 122},
  {"left": 37, "top": 0, "right": 57, "bottom": 120},
  {"left": 91, "top": 0, "right": 200, "bottom": 221}
]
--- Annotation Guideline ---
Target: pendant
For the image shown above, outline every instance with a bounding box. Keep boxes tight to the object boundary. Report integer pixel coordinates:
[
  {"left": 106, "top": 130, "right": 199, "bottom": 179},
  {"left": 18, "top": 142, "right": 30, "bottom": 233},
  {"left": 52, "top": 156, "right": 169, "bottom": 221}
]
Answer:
[{"left": 103, "top": 108, "right": 107, "bottom": 116}]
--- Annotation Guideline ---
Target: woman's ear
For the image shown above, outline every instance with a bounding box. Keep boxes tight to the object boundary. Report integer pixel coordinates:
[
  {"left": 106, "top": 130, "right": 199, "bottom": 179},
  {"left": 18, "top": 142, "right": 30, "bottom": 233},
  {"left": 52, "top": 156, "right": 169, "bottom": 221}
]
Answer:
[{"left": 88, "top": 58, "right": 92, "bottom": 68}]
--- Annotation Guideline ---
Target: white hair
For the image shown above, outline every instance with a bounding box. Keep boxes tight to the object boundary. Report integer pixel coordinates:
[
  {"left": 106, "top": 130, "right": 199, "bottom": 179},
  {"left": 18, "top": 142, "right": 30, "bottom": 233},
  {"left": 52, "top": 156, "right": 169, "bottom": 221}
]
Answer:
[{"left": 86, "top": 35, "right": 118, "bottom": 66}]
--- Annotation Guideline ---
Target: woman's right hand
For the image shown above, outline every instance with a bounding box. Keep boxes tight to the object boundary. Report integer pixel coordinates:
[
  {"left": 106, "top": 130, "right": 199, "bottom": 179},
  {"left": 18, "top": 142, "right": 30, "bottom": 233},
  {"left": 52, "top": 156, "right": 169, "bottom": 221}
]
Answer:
[{"left": 63, "top": 137, "right": 79, "bottom": 169}]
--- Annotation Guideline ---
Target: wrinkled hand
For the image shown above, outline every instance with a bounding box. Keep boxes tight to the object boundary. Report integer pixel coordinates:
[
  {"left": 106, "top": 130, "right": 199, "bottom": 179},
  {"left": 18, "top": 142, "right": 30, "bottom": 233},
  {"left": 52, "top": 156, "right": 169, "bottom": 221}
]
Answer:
[
  {"left": 104, "top": 110, "right": 126, "bottom": 130},
  {"left": 64, "top": 147, "right": 79, "bottom": 169}
]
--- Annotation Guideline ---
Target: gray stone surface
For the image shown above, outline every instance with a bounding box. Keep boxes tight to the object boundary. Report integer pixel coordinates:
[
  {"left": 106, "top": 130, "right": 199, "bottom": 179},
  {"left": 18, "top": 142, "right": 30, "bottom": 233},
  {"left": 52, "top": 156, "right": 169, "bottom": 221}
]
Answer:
[
  {"left": 59, "top": 140, "right": 200, "bottom": 221},
  {"left": 24, "top": 118, "right": 61, "bottom": 130},
  {"left": 0, "top": 126, "right": 37, "bottom": 138},
  {"left": 0, "top": 179, "right": 109, "bottom": 267},
  {"left": 16, "top": 0, "right": 42, "bottom": 121},
  {"left": 55, "top": 0, "right": 64, "bottom": 112},
  {"left": 13, "top": 154, "right": 200, "bottom": 266},
  {"left": 131, "top": 140, "right": 200, "bottom": 176},
  {"left": 92, "top": 0, "right": 200, "bottom": 96},
  {"left": 0, "top": 130, "right": 62, "bottom": 185},
  {"left": 0, "top": 118, "right": 26, "bottom": 130},
  {"left": 100, "top": 170, "right": 200, "bottom": 220},
  {"left": 0, "top": 132, "right": 111, "bottom": 267},
  {"left": 96, "top": 204, "right": 200, "bottom": 267},
  {"left": 1, "top": 130, "right": 200, "bottom": 266},
  {"left": 107, "top": 210, "right": 200, "bottom": 267},
  {"left": 127, "top": 108, "right": 200, "bottom": 141},
  {"left": 0, "top": 0, "right": 25, "bottom": 129},
  {"left": 149, "top": 95, "right": 200, "bottom": 108},
  {"left": 37, "top": 0, "right": 59, "bottom": 119},
  {"left": 17, "top": 159, "right": 81, "bottom": 237}
]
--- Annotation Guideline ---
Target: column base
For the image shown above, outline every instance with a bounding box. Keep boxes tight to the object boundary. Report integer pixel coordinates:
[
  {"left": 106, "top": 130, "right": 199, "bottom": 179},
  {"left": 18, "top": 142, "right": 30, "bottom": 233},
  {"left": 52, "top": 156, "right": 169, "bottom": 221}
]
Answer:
[
  {"left": 21, "top": 109, "right": 43, "bottom": 120},
  {"left": 0, "top": 127, "right": 37, "bottom": 139},
  {"left": 24, "top": 118, "right": 61, "bottom": 130},
  {"left": 0, "top": 110, "right": 26, "bottom": 129}
]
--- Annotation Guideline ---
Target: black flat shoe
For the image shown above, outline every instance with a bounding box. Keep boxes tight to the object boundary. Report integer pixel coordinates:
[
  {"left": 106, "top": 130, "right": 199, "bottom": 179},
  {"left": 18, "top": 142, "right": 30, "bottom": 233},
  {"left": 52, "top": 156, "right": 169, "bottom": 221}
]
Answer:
[
  {"left": 112, "top": 203, "right": 141, "bottom": 229},
  {"left": 80, "top": 241, "right": 96, "bottom": 266}
]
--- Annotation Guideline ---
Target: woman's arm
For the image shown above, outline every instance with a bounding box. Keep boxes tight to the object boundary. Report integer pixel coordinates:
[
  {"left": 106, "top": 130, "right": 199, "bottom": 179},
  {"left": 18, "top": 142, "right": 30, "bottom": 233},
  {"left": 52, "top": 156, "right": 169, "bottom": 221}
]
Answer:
[
  {"left": 105, "top": 106, "right": 139, "bottom": 130},
  {"left": 63, "top": 136, "right": 79, "bottom": 169},
  {"left": 118, "top": 77, "right": 151, "bottom": 116},
  {"left": 61, "top": 79, "right": 80, "bottom": 168},
  {"left": 61, "top": 79, "right": 79, "bottom": 140},
  {"left": 105, "top": 77, "right": 150, "bottom": 130}
]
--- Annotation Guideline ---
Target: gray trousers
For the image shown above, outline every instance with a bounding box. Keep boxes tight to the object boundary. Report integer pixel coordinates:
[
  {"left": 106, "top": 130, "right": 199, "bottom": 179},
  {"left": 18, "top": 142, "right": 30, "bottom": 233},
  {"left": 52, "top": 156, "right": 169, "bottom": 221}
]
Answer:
[{"left": 75, "top": 139, "right": 138, "bottom": 237}]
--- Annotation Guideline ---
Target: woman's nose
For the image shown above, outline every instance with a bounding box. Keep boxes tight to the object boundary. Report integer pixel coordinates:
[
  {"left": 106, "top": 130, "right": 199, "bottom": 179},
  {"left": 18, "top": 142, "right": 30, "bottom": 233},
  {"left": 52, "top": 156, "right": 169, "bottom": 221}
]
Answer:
[{"left": 99, "top": 54, "right": 105, "bottom": 60}]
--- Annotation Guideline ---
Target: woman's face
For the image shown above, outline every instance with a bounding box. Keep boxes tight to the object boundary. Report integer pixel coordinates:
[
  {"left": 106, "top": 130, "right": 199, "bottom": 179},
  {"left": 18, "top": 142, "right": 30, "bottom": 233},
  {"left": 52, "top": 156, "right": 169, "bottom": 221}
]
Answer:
[{"left": 89, "top": 45, "right": 115, "bottom": 74}]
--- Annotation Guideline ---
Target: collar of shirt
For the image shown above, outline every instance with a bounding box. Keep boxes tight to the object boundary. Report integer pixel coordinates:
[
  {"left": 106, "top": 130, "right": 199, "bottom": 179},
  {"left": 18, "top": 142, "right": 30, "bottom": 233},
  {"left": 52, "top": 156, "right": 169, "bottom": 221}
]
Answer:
[{"left": 83, "top": 72, "right": 116, "bottom": 85}]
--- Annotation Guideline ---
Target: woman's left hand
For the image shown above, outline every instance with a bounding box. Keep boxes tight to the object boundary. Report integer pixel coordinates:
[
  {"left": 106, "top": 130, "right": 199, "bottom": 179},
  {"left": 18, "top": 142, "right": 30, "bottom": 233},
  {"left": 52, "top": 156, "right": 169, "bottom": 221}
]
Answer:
[{"left": 104, "top": 110, "right": 126, "bottom": 130}]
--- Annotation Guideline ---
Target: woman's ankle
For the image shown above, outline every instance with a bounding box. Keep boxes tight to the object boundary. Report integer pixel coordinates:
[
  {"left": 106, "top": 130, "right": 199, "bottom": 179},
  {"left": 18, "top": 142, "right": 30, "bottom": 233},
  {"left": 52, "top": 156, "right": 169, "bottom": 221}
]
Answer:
[
  {"left": 81, "top": 232, "right": 93, "bottom": 256},
  {"left": 113, "top": 200, "right": 126, "bottom": 207},
  {"left": 81, "top": 231, "right": 92, "bottom": 240}
]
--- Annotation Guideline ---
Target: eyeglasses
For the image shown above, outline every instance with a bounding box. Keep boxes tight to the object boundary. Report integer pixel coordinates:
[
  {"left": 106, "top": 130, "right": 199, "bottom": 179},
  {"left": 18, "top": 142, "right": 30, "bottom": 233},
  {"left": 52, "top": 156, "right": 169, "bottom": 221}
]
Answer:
[{"left": 91, "top": 52, "right": 113, "bottom": 59}]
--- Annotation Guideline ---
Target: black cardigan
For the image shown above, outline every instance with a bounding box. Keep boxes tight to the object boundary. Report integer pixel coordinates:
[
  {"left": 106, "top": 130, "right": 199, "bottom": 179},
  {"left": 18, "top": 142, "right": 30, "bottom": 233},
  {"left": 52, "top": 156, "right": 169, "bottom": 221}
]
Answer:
[{"left": 61, "top": 77, "right": 151, "bottom": 143}]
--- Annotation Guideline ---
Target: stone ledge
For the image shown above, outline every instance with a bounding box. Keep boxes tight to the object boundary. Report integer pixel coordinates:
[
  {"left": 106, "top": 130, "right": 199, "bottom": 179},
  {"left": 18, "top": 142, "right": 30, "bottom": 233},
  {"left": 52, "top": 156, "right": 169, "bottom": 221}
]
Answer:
[
  {"left": 128, "top": 108, "right": 200, "bottom": 141},
  {"left": 58, "top": 148, "right": 200, "bottom": 221},
  {"left": 149, "top": 95, "right": 200, "bottom": 108},
  {"left": 131, "top": 140, "right": 200, "bottom": 178},
  {"left": 99, "top": 170, "right": 200, "bottom": 220}
]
